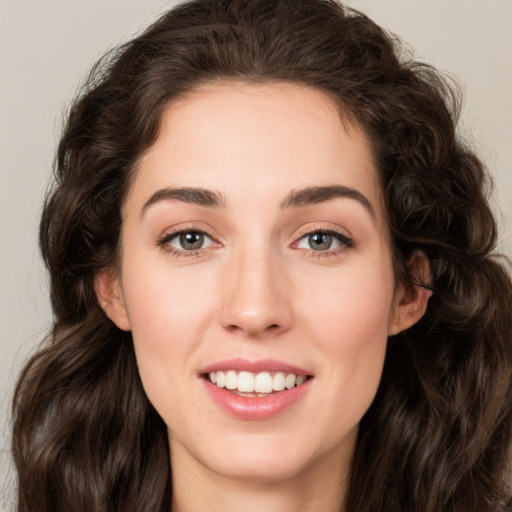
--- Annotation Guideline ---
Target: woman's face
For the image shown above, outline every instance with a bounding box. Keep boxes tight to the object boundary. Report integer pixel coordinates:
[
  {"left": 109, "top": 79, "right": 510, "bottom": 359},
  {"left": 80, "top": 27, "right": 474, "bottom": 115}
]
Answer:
[{"left": 102, "top": 82, "right": 409, "bottom": 484}]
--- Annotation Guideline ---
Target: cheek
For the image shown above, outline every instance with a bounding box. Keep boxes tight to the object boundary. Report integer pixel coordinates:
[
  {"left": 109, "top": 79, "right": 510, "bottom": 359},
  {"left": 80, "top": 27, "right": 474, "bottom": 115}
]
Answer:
[
  {"left": 305, "top": 257, "right": 395, "bottom": 347},
  {"left": 300, "top": 254, "right": 395, "bottom": 415},
  {"left": 119, "top": 256, "right": 219, "bottom": 407},
  {"left": 122, "top": 255, "right": 216, "bottom": 342}
]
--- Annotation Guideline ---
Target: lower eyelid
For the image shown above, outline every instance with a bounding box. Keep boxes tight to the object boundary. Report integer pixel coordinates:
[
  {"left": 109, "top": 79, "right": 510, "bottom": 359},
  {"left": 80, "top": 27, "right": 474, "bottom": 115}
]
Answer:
[{"left": 159, "top": 227, "right": 212, "bottom": 243}]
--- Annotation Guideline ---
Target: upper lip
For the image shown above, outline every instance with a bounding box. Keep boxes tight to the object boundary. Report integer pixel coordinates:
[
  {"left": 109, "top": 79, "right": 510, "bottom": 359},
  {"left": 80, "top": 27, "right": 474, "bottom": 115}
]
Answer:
[{"left": 199, "top": 358, "right": 312, "bottom": 376}]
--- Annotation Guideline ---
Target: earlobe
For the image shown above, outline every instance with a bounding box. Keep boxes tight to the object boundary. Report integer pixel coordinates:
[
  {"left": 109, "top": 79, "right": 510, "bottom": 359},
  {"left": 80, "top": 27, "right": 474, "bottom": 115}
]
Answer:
[
  {"left": 388, "top": 251, "right": 432, "bottom": 336},
  {"left": 94, "top": 268, "right": 131, "bottom": 331}
]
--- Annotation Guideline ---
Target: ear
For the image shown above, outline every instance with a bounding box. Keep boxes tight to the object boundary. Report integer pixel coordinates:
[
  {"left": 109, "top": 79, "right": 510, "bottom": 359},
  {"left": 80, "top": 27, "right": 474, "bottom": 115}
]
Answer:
[
  {"left": 94, "top": 267, "right": 131, "bottom": 331},
  {"left": 388, "top": 251, "right": 432, "bottom": 336}
]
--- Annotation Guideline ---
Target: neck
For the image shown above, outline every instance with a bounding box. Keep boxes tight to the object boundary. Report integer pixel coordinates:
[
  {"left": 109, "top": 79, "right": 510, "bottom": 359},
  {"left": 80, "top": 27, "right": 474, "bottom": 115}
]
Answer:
[{"left": 169, "top": 435, "right": 352, "bottom": 512}]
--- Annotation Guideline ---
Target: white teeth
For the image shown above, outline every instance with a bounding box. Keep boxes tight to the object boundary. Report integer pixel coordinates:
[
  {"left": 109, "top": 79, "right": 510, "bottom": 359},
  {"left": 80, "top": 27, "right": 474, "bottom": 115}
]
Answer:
[
  {"left": 238, "top": 371, "right": 255, "bottom": 392},
  {"left": 225, "top": 370, "right": 237, "bottom": 390},
  {"left": 273, "top": 371, "right": 286, "bottom": 391},
  {"left": 215, "top": 371, "right": 225, "bottom": 388},
  {"left": 208, "top": 370, "right": 308, "bottom": 393},
  {"left": 285, "top": 373, "right": 296, "bottom": 389},
  {"left": 254, "top": 372, "right": 273, "bottom": 393}
]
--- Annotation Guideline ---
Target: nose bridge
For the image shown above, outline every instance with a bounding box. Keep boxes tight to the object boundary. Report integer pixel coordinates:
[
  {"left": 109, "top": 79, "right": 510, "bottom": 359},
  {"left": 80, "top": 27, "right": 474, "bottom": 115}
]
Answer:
[{"left": 220, "top": 240, "right": 291, "bottom": 336}]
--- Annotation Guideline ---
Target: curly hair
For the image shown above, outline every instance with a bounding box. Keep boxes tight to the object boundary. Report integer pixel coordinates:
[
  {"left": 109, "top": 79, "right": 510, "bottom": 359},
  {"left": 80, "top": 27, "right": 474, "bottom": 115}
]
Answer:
[{"left": 12, "top": 0, "right": 512, "bottom": 511}]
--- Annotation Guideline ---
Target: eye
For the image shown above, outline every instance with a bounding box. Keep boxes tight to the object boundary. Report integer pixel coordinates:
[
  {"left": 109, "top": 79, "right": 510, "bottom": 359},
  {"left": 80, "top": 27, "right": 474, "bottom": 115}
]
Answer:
[
  {"left": 295, "top": 229, "right": 354, "bottom": 252},
  {"left": 160, "top": 229, "right": 214, "bottom": 253}
]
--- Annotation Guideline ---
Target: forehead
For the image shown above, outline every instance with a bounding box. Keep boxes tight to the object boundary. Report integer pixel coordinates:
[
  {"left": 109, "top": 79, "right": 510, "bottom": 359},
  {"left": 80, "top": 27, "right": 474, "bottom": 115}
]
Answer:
[{"left": 127, "top": 81, "right": 385, "bottom": 221}]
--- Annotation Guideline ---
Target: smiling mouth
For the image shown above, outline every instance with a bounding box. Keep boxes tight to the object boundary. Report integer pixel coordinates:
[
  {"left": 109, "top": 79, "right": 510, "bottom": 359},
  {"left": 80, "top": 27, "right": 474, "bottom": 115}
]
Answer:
[{"left": 203, "top": 370, "right": 312, "bottom": 397}]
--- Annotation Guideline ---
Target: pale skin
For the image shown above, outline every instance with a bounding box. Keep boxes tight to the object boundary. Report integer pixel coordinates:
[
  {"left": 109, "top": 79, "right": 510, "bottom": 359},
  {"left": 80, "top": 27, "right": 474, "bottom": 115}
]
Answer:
[{"left": 96, "top": 81, "right": 431, "bottom": 512}]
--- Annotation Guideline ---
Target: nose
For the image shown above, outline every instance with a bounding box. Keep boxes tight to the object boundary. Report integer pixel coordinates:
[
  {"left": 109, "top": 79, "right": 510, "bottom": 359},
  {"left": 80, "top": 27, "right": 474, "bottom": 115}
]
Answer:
[{"left": 219, "top": 247, "right": 293, "bottom": 338}]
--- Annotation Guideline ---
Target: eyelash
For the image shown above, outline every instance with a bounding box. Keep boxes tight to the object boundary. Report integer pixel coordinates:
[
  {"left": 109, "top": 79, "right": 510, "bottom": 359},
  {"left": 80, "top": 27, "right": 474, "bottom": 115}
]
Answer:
[
  {"left": 157, "top": 226, "right": 354, "bottom": 259},
  {"left": 157, "top": 226, "right": 216, "bottom": 259},
  {"left": 293, "top": 227, "right": 355, "bottom": 258}
]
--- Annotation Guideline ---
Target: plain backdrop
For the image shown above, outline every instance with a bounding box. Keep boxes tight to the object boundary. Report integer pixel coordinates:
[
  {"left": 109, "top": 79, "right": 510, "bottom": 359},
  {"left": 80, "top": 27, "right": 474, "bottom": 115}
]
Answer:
[{"left": 1, "top": 0, "right": 511, "bottom": 508}]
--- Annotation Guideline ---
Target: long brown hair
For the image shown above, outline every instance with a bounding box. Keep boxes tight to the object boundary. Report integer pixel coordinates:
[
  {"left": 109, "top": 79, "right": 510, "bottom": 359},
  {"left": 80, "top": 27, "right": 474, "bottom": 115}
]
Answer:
[{"left": 12, "top": 1, "right": 512, "bottom": 510}]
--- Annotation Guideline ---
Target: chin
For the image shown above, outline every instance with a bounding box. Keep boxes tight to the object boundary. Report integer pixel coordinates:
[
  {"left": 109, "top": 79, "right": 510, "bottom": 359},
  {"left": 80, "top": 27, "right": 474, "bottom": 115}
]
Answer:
[
  {"left": 189, "top": 428, "right": 341, "bottom": 485},
  {"left": 210, "top": 451, "right": 312, "bottom": 484}
]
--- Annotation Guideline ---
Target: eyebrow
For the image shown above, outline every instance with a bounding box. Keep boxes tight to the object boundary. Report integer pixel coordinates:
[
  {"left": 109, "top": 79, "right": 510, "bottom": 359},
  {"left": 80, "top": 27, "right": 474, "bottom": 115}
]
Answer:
[
  {"left": 140, "top": 184, "right": 374, "bottom": 218},
  {"left": 141, "top": 187, "right": 226, "bottom": 216},
  {"left": 280, "top": 185, "right": 375, "bottom": 217}
]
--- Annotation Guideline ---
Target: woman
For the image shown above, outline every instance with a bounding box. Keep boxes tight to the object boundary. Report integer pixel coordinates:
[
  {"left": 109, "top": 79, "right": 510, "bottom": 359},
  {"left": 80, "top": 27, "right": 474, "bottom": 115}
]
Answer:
[{"left": 12, "top": 0, "right": 512, "bottom": 511}]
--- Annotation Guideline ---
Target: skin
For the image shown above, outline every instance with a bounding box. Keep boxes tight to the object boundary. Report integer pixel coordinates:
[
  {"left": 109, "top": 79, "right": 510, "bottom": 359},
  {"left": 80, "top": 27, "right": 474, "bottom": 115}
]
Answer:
[{"left": 96, "top": 81, "right": 431, "bottom": 512}]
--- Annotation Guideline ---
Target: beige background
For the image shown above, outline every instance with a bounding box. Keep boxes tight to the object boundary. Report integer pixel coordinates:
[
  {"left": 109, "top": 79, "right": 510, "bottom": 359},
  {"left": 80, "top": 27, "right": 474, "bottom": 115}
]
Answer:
[{"left": 1, "top": 0, "right": 511, "bottom": 508}]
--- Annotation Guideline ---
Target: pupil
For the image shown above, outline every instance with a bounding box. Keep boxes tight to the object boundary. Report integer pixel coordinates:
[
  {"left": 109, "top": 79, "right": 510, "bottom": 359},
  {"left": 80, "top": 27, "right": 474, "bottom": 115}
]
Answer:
[
  {"left": 309, "top": 232, "right": 332, "bottom": 250},
  {"left": 180, "top": 232, "right": 204, "bottom": 250}
]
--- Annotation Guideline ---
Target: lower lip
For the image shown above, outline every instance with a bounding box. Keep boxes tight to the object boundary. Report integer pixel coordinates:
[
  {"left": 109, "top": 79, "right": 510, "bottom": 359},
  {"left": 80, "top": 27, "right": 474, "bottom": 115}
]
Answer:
[{"left": 202, "top": 378, "right": 313, "bottom": 420}]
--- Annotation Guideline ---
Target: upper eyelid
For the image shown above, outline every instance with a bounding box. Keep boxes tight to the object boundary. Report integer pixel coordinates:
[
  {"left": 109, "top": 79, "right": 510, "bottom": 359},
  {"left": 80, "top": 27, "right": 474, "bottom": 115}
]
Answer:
[
  {"left": 158, "top": 224, "right": 219, "bottom": 241},
  {"left": 292, "top": 223, "right": 353, "bottom": 240},
  {"left": 161, "top": 227, "right": 211, "bottom": 238}
]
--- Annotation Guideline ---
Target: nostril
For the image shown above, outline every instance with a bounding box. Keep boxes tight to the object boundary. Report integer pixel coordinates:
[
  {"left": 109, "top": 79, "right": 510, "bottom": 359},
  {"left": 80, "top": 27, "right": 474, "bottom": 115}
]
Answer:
[{"left": 225, "top": 322, "right": 281, "bottom": 334}]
